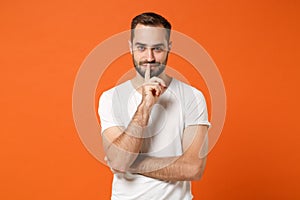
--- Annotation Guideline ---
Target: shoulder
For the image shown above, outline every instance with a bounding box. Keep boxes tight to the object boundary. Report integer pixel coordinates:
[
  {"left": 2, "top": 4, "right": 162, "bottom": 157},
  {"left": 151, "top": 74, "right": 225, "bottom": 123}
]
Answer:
[
  {"left": 100, "top": 80, "right": 132, "bottom": 99},
  {"left": 98, "top": 80, "right": 133, "bottom": 115}
]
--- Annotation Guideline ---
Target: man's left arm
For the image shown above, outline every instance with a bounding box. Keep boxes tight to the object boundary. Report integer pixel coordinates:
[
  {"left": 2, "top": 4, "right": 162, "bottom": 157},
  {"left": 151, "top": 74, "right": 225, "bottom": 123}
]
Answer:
[{"left": 129, "top": 125, "right": 208, "bottom": 181}]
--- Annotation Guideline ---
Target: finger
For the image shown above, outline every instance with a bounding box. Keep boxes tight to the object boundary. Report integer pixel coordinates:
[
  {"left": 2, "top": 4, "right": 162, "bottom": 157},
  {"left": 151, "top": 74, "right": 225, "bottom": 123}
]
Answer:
[
  {"left": 144, "top": 84, "right": 161, "bottom": 97},
  {"left": 147, "top": 83, "right": 164, "bottom": 95},
  {"left": 150, "top": 77, "right": 167, "bottom": 87},
  {"left": 144, "top": 65, "right": 150, "bottom": 82},
  {"left": 150, "top": 85, "right": 162, "bottom": 96}
]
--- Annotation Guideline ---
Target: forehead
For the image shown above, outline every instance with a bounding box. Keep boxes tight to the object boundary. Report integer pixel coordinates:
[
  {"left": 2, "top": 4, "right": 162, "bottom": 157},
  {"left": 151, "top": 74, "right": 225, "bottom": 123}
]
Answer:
[{"left": 133, "top": 24, "right": 168, "bottom": 46}]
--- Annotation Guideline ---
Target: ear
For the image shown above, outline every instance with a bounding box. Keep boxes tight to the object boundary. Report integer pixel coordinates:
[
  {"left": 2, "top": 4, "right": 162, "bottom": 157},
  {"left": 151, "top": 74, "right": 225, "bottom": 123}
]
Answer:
[
  {"left": 128, "top": 40, "right": 133, "bottom": 54},
  {"left": 168, "top": 41, "right": 172, "bottom": 52}
]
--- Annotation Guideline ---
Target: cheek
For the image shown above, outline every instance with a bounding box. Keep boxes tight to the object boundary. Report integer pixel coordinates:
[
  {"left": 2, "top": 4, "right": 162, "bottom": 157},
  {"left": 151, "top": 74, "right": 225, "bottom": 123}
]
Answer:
[
  {"left": 155, "top": 53, "right": 168, "bottom": 62},
  {"left": 133, "top": 53, "right": 142, "bottom": 61}
]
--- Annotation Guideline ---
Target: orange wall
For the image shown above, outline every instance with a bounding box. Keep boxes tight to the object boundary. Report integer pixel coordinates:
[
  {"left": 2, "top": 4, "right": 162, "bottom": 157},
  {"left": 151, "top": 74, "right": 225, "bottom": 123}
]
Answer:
[{"left": 1, "top": 0, "right": 299, "bottom": 199}]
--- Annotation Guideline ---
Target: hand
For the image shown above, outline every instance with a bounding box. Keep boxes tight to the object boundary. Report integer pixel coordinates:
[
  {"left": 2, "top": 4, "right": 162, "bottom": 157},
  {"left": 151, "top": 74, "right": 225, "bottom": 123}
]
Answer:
[{"left": 141, "top": 65, "right": 166, "bottom": 108}]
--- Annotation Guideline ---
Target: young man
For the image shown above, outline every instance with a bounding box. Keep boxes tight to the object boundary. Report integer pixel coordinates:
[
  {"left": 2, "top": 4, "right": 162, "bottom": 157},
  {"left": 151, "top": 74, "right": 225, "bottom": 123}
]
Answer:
[{"left": 99, "top": 12, "right": 210, "bottom": 200}]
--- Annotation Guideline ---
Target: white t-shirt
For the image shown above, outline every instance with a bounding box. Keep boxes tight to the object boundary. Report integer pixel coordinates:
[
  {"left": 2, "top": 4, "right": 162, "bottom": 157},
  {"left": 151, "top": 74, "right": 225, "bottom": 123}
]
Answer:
[{"left": 99, "top": 78, "right": 210, "bottom": 200}]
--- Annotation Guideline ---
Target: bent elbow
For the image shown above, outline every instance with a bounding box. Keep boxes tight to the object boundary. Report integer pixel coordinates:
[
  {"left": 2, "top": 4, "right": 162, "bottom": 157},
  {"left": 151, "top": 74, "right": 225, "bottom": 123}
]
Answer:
[
  {"left": 106, "top": 156, "right": 132, "bottom": 173},
  {"left": 191, "top": 169, "right": 204, "bottom": 180},
  {"left": 187, "top": 161, "right": 206, "bottom": 181},
  {"left": 106, "top": 152, "right": 138, "bottom": 173},
  {"left": 108, "top": 160, "right": 128, "bottom": 173}
]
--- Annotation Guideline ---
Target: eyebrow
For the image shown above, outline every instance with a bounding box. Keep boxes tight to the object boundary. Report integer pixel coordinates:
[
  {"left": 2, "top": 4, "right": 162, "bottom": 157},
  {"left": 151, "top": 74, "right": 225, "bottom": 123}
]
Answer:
[{"left": 134, "top": 42, "right": 166, "bottom": 47}]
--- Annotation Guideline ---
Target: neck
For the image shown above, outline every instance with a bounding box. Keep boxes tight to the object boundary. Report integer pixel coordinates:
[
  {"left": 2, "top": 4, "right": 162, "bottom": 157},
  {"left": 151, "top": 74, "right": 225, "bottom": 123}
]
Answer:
[{"left": 131, "top": 72, "right": 172, "bottom": 90}]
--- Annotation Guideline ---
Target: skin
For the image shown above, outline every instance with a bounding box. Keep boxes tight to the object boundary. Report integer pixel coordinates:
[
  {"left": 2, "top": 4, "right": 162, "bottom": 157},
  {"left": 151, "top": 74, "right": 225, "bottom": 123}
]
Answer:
[{"left": 102, "top": 24, "right": 208, "bottom": 181}]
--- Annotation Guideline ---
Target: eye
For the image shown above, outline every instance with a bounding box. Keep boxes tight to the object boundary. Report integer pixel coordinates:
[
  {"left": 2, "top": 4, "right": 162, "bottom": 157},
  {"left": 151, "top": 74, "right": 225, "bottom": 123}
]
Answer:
[
  {"left": 153, "top": 46, "right": 164, "bottom": 52},
  {"left": 137, "top": 46, "right": 145, "bottom": 51}
]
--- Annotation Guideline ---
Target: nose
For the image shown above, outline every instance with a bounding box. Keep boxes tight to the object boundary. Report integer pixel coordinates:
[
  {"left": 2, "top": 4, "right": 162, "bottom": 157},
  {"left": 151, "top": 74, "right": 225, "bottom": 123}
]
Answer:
[{"left": 145, "top": 48, "right": 155, "bottom": 62}]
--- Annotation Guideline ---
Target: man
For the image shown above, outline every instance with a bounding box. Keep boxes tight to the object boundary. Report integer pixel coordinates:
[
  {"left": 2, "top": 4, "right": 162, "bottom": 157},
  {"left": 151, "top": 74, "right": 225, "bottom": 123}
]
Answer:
[{"left": 99, "top": 12, "right": 210, "bottom": 200}]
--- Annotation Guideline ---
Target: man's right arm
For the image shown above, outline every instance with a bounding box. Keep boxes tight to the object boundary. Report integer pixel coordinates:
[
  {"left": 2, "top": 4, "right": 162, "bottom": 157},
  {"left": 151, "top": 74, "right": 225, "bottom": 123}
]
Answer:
[
  {"left": 102, "top": 100, "right": 150, "bottom": 172},
  {"left": 101, "top": 66, "right": 166, "bottom": 172}
]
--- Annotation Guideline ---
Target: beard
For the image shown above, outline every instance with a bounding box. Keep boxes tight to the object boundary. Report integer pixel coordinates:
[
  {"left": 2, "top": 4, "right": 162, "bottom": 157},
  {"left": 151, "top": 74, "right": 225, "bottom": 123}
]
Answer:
[{"left": 132, "top": 54, "right": 168, "bottom": 79}]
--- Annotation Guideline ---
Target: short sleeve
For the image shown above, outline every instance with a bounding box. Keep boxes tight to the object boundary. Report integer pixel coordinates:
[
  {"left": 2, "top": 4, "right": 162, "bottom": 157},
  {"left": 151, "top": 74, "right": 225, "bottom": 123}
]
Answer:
[
  {"left": 98, "top": 90, "right": 125, "bottom": 134},
  {"left": 184, "top": 88, "right": 211, "bottom": 128}
]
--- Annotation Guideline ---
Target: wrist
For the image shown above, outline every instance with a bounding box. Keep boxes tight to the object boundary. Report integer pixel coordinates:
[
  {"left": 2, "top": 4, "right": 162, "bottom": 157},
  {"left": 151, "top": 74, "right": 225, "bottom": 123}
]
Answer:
[{"left": 132, "top": 101, "right": 151, "bottom": 127}]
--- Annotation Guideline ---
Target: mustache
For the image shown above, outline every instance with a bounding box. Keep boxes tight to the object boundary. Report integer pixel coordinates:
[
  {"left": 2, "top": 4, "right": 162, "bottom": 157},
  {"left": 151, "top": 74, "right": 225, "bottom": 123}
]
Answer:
[{"left": 139, "top": 60, "right": 161, "bottom": 65}]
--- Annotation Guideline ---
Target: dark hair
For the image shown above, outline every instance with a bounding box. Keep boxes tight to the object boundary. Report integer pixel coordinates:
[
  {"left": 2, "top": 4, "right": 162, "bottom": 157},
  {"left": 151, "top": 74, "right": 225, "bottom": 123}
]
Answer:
[{"left": 131, "top": 12, "right": 172, "bottom": 41}]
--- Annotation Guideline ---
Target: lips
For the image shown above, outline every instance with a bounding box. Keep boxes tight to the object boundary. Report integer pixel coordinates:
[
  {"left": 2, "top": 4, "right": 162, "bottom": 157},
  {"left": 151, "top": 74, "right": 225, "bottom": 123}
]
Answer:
[{"left": 140, "top": 63, "right": 160, "bottom": 68}]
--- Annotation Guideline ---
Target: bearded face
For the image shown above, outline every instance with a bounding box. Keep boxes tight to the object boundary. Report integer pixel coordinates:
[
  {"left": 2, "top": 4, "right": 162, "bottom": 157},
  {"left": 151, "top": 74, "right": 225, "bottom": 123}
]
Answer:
[{"left": 131, "top": 25, "right": 171, "bottom": 79}]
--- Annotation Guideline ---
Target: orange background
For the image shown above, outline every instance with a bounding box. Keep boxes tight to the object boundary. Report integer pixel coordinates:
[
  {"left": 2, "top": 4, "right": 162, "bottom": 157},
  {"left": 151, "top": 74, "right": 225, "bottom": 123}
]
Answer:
[{"left": 1, "top": 0, "right": 299, "bottom": 199}]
